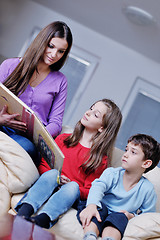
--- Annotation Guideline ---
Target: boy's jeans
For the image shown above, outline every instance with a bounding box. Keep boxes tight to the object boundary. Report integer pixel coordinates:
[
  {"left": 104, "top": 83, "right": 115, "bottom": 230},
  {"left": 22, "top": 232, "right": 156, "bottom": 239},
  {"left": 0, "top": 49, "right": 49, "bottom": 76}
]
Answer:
[{"left": 15, "top": 169, "right": 80, "bottom": 227}]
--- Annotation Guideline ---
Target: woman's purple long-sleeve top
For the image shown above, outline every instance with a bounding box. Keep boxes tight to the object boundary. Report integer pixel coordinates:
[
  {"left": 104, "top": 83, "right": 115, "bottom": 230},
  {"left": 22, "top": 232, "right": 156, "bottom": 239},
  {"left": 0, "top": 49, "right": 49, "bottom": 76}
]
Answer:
[{"left": 0, "top": 58, "right": 68, "bottom": 137}]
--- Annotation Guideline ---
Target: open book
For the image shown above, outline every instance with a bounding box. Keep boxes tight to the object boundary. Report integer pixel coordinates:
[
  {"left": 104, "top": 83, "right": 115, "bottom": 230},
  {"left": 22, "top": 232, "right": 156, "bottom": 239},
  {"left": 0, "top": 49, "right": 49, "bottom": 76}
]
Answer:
[{"left": 0, "top": 83, "right": 64, "bottom": 170}]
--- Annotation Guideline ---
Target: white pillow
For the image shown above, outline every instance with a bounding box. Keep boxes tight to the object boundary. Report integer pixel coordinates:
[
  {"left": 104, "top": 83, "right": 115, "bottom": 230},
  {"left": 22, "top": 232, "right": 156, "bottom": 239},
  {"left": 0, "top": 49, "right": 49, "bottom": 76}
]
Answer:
[
  {"left": 143, "top": 166, "right": 160, "bottom": 212},
  {"left": 0, "top": 132, "right": 39, "bottom": 215},
  {"left": 123, "top": 212, "right": 160, "bottom": 240}
]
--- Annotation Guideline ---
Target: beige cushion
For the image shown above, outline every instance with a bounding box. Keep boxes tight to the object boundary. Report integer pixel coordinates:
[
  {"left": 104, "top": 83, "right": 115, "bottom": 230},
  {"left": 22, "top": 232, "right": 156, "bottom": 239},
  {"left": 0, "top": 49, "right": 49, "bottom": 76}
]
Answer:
[
  {"left": 49, "top": 208, "right": 84, "bottom": 240},
  {"left": 0, "top": 183, "right": 11, "bottom": 216},
  {"left": 123, "top": 212, "right": 160, "bottom": 240},
  {"left": 0, "top": 132, "right": 39, "bottom": 215},
  {"left": 110, "top": 147, "right": 124, "bottom": 167},
  {"left": 143, "top": 166, "right": 160, "bottom": 212},
  {"left": 61, "top": 125, "right": 73, "bottom": 134},
  {"left": 10, "top": 193, "right": 25, "bottom": 214}
]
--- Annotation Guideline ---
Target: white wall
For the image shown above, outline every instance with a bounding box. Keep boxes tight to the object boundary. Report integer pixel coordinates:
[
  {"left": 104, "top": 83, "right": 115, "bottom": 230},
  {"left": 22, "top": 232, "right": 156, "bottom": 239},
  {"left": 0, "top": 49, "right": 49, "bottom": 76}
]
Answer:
[{"left": 1, "top": 0, "right": 160, "bottom": 128}]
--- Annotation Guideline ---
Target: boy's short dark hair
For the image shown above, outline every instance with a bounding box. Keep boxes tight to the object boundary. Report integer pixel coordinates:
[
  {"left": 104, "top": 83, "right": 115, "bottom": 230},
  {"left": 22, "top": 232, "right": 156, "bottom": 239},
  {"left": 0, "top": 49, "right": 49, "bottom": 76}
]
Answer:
[{"left": 128, "top": 134, "right": 160, "bottom": 173}]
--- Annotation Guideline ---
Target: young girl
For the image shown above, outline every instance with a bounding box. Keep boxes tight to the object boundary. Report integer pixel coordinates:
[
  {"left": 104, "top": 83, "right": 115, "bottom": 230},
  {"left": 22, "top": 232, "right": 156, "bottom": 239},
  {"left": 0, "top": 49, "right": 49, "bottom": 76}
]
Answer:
[
  {"left": 15, "top": 98, "right": 122, "bottom": 229},
  {"left": 0, "top": 21, "right": 73, "bottom": 164}
]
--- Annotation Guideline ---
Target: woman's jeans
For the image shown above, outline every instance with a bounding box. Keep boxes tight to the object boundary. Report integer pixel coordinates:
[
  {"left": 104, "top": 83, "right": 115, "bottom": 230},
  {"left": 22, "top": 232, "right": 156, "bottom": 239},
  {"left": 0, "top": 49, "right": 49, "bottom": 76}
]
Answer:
[
  {"left": 15, "top": 169, "right": 80, "bottom": 228},
  {"left": 0, "top": 126, "right": 40, "bottom": 167}
]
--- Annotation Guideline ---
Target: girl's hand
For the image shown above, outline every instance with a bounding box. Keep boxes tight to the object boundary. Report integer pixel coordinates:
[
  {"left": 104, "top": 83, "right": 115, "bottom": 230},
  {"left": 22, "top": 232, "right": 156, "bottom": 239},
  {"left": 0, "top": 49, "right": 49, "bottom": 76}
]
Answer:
[
  {"left": 120, "top": 210, "right": 134, "bottom": 220},
  {"left": 80, "top": 204, "right": 101, "bottom": 228},
  {"left": 60, "top": 175, "right": 71, "bottom": 185},
  {"left": 0, "top": 105, "right": 27, "bottom": 132}
]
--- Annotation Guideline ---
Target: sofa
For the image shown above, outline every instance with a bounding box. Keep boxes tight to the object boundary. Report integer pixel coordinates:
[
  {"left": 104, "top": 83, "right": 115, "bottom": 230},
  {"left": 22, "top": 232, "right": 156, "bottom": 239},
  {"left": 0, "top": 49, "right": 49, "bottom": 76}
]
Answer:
[{"left": 1, "top": 129, "right": 160, "bottom": 240}]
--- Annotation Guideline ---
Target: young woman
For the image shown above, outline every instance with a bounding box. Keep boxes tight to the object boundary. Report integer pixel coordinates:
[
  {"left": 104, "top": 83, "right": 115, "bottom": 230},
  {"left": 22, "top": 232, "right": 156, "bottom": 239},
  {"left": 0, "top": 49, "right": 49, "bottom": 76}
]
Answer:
[
  {"left": 0, "top": 21, "right": 73, "bottom": 164},
  {"left": 15, "top": 98, "right": 122, "bottom": 229}
]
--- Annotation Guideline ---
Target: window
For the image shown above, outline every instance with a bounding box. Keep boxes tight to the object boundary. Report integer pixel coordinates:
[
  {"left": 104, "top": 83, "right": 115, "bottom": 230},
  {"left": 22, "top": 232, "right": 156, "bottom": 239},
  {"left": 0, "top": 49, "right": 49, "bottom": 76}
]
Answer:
[
  {"left": 18, "top": 27, "right": 41, "bottom": 57},
  {"left": 61, "top": 45, "right": 99, "bottom": 125},
  {"left": 116, "top": 77, "right": 160, "bottom": 153}
]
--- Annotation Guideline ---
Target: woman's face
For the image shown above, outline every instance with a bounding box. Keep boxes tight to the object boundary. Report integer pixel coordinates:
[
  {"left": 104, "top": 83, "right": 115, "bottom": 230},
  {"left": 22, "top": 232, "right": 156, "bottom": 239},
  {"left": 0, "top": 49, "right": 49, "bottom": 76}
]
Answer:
[{"left": 43, "top": 37, "right": 68, "bottom": 66}]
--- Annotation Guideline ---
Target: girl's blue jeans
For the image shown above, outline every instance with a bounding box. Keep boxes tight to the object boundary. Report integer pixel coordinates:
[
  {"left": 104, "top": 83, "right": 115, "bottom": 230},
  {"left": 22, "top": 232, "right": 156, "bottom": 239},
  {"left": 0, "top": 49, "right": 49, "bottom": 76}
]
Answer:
[{"left": 15, "top": 169, "right": 80, "bottom": 228}]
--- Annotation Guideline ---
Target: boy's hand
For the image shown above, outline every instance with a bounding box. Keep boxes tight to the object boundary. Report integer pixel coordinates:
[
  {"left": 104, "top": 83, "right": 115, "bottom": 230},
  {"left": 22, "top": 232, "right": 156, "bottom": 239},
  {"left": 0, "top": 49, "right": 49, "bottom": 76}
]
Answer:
[
  {"left": 80, "top": 204, "right": 101, "bottom": 228},
  {"left": 120, "top": 210, "right": 134, "bottom": 220}
]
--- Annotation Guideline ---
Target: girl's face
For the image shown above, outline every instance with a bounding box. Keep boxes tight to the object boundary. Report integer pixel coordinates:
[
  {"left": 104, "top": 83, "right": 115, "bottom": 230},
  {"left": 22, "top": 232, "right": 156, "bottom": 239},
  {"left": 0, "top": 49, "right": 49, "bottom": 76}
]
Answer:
[
  {"left": 43, "top": 37, "right": 68, "bottom": 66},
  {"left": 81, "top": 101, "right": 108, "bottom": 133}
]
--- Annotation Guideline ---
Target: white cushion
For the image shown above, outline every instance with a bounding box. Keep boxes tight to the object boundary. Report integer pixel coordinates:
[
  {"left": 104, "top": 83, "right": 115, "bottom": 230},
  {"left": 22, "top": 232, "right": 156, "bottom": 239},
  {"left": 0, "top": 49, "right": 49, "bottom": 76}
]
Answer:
[
  {"left": 123, "top": 212, "right": 160, "bottom": 240},
  {"left": 143, "top": 166, "right": 160, "bottom": 212},
  {"left": 49, "top": 208, "right": 84, "bottom": 240},
  {"left": 0, "top": 132, "right": 39, "bottom": 215}
]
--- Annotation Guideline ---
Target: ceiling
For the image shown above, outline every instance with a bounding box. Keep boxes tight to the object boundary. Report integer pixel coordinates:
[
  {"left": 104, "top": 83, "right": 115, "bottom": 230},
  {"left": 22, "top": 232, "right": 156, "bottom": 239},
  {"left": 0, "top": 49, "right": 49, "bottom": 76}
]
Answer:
[{"left": 32, "top": 0, "right": 160, "bottom": 63}]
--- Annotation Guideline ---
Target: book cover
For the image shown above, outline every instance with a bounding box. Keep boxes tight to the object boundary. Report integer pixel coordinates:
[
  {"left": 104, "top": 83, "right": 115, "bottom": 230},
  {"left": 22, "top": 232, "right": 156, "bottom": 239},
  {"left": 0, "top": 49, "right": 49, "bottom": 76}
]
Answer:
[{"left": 0, "top": 83, "right": 64, "bottom": 170}]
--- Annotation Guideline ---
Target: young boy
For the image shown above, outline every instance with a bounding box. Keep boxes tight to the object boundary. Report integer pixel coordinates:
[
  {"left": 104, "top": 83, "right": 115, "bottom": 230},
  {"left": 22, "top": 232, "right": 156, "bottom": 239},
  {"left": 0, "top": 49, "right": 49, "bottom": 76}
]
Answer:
[{"left": 78, "top": 134, "right": 160, "bottom": 240}]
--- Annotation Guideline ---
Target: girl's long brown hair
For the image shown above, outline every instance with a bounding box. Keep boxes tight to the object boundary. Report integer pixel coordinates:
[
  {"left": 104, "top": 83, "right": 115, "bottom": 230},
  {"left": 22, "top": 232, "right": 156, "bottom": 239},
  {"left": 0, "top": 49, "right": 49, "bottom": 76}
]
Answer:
[
  {"left": 3, "top": 21, "right": 73, "bottom": 96},
  {"left": 64, "top": 99, "right": 122, "bottom": 174}
]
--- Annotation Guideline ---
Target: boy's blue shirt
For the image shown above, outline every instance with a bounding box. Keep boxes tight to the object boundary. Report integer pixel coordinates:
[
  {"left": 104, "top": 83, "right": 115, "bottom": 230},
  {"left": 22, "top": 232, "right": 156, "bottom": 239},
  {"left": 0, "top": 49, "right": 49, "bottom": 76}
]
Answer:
[{"left": 87, "top": 167, "right": 157, "bottom": 215}]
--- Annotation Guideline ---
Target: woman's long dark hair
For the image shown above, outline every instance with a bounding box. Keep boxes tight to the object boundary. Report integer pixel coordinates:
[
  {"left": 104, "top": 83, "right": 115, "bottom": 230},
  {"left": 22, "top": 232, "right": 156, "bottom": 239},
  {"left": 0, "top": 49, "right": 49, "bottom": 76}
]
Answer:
[
  {"left": 3, "top": 21, "right": 73, "bottom": 96},
  {"left": 64, "top": 99, "right": 122, "bottom": 174}
]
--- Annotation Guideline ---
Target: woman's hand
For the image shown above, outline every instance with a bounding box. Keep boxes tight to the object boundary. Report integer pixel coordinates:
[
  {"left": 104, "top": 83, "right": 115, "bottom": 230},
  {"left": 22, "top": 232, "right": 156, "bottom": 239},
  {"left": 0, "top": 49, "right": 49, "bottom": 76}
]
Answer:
[
  {"left": 120, "top": 210, "right": 135, "bottom": 220},
  {"left": 80, "top": 204, "right": 101, "bottom": 228},
  {"left": 0, "top": 105, "right": 27, "bottom": 132},
  {"left": 60, "top": 175, "right": 71, "bottom": 185}
]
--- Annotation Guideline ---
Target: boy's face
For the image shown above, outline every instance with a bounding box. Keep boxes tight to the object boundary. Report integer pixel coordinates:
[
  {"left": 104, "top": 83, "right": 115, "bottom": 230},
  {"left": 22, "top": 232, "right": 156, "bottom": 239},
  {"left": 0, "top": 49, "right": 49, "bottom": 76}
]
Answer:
[{"left": 121, "top": 141, "right": 145, "bottom": 172}]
